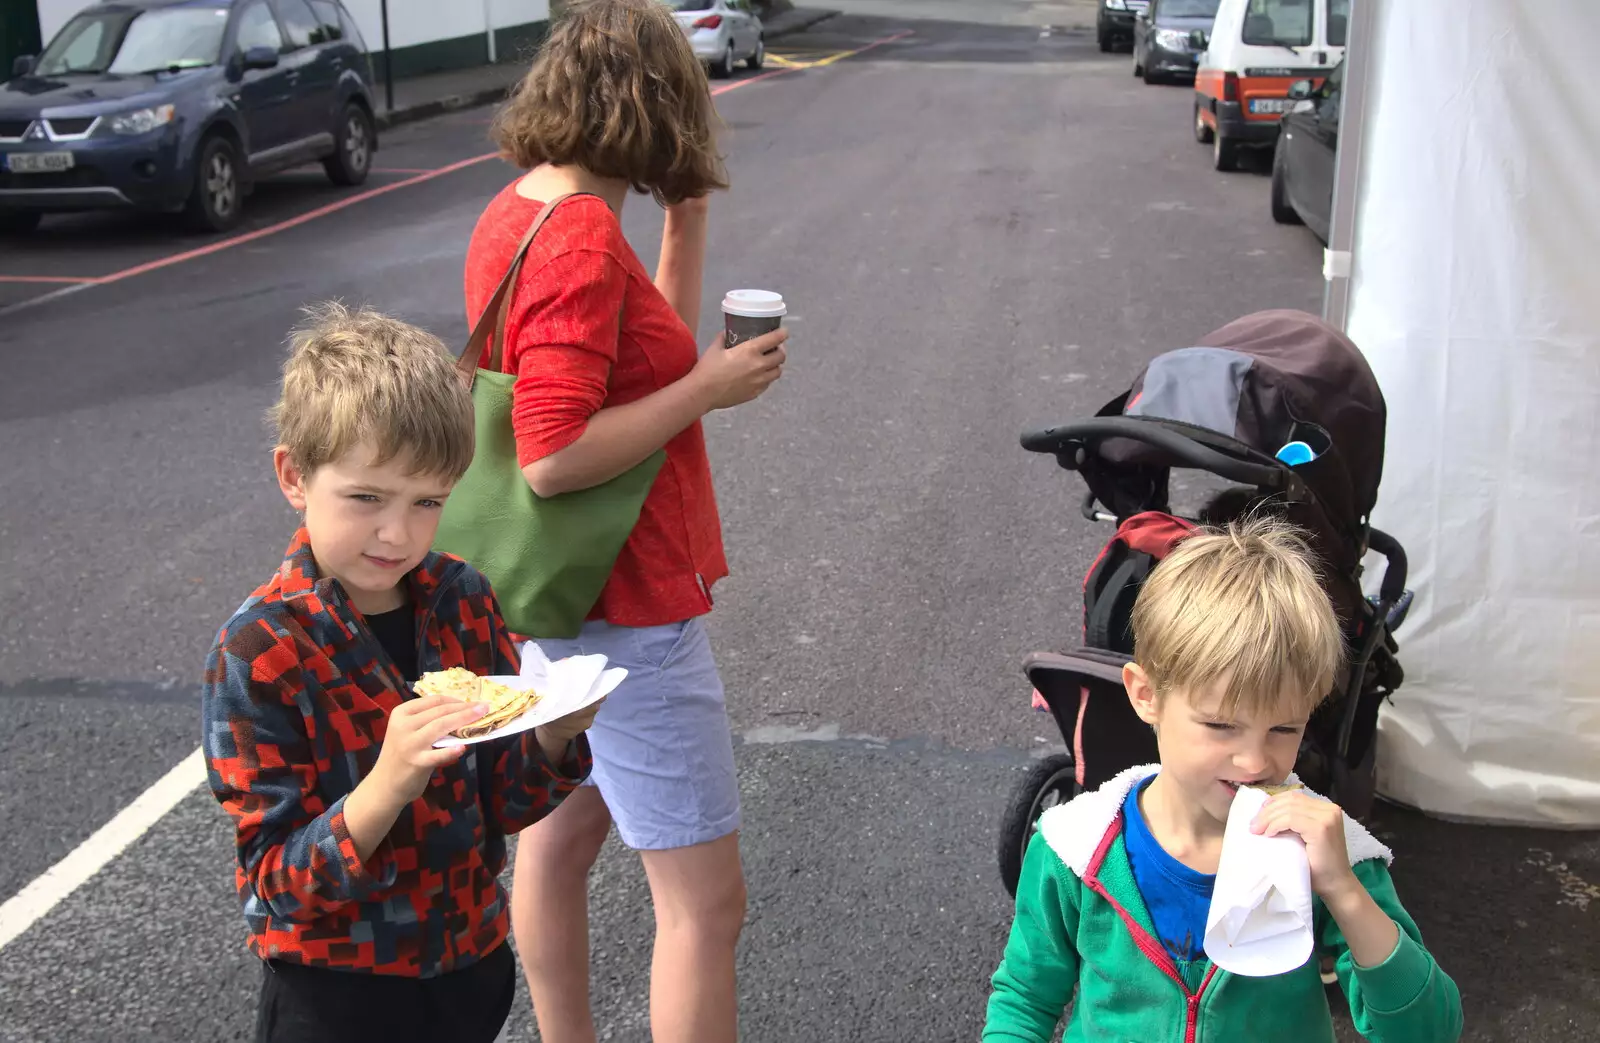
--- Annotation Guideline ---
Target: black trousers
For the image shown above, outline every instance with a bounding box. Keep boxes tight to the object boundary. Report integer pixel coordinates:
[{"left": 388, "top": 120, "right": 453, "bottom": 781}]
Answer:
[{"left": 253, "top": 943, "right": 516, "bottom": 1043}]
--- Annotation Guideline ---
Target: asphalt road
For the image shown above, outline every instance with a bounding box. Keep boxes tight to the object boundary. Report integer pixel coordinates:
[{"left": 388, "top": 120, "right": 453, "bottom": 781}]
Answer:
[{"left": 1, "top": 6, "right": 1595, "bottom": 1042}]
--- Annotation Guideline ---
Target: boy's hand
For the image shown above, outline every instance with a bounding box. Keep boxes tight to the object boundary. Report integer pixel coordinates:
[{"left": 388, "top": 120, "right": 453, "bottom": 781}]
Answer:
[
  {"left": 534, "top": 697, "right": 606, "bottom": 763},
  {"left": 373, "top": 695, "right": 489, "bottom": 803},
  {"left": 1252, "top": 791, "right": 1361, "bottom": 901}
]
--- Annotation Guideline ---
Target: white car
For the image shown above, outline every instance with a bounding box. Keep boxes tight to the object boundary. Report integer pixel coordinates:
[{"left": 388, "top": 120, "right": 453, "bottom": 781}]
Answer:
[{"left": 669, "top": 0, "right": 765, "bottom": 78}]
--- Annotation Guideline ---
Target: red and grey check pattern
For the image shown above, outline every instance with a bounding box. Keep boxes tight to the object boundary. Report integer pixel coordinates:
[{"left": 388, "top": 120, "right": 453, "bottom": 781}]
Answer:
[{"left": 202, "top": 528, "right": 590, "bottom": 977}]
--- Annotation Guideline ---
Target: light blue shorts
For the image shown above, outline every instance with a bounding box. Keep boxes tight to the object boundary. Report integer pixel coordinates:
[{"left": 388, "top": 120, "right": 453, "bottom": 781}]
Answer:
[{"left": 533, "top": 616, "right": 740, "bottom": 851}]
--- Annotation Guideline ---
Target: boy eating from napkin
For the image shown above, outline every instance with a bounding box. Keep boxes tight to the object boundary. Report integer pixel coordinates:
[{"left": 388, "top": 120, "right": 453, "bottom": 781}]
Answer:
[
  {"left": 983, "top": 517, "right": 1462, "bottom": 1042},
  {"left": 202, "top": 304, "right": 599, "bottom": 1043}
]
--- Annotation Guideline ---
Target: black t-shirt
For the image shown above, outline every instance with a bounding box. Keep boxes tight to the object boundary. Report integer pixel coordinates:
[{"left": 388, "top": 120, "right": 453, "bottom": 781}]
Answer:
[{"left": 365, "top": 604, "right": 419, "bottom": 683}]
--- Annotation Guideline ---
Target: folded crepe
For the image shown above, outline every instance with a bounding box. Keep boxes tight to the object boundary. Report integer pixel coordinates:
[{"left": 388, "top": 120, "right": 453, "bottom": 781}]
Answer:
[
  {"left": 1202, "top": 783, "right": 1315, "bottom": 977},
  {"left": 414, "top": 667, "right": 544, "bottom": 739}
]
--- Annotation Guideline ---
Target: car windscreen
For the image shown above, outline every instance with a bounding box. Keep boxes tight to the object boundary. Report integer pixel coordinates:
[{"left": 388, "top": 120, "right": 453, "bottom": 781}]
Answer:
[
  {"left": 664, "top": 1, "right": 714, "bottom": 10},
  {"left": 34, "top": 5, "right": 230, "bottom": 77},
  {"left": 1160, "top": 0, "right": 1221, "bottom": 17},
  {"left": 1240, "top": 0, "right": 1313, "bottom": 48}
]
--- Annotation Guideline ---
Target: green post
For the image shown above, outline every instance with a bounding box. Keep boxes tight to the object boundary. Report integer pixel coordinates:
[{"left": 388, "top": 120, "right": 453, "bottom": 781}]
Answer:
[{"left": 0, "top": 0, "right": 44, "bottom": 79}]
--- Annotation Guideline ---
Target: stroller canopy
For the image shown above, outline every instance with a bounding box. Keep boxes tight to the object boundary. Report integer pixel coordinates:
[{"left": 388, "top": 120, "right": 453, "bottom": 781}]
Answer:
[{"left": 1092, "top": 309, "right": 1388, "bottom": 613}]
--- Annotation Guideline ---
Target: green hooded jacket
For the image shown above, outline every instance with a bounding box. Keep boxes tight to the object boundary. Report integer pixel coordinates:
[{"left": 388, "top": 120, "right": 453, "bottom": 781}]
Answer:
[{"left": 984, "top": 766, "right": 1463, "bottom": 1043}]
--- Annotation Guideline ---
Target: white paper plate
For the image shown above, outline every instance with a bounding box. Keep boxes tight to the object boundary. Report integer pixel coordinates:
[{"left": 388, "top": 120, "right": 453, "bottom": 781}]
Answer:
[{"left": 431, "top": 644, "right": 626, "bottom": 748}]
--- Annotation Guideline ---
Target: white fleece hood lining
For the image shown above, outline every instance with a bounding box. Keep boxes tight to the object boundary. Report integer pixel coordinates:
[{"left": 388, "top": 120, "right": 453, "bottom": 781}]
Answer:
[{"left": 1038, "top": 764, "right": 1394, "bottom": 878}]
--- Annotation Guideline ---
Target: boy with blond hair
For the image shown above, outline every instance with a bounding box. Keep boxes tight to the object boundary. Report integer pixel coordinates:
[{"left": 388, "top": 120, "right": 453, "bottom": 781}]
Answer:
[
  {"left": 202, "top": 304, "right": 600, "bottom": 1043},
  {"left": 983, "top": 517, "right": 1462, "bottom": 1043}
]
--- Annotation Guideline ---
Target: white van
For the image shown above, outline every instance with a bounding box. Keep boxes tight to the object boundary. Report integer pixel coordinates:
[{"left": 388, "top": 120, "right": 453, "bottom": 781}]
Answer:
[{"left": 1192, "top": 0, "right": 1347, "bottom": 171}]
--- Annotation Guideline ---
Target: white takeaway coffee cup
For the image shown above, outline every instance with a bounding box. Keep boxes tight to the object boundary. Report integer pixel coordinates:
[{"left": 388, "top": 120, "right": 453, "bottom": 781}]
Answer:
[{"left": 722, "top": 289, "right": 786, "bottom": 351}]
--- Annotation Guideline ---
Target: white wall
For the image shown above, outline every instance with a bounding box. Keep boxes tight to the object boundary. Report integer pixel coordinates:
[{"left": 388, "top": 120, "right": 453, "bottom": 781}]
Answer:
[
  {"left": 35, "top": 0, "right": 551, "bottom": 53},
  {"left": 322, "top": 0, "right": 549, "bottom": 52},
  {"left": 37, "top": 0, "right": 87, "bottom": 43}
]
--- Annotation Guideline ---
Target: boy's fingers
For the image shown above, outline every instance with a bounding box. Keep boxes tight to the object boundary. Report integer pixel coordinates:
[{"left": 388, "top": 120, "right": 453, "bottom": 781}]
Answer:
[
  {"left": 409, "top": 700, "right": 490, "bottom": 728},
  {"left": 418, "top": 746, "right": 467, "bottom": 768},
  {"left": 1252, "top": 806, "right": 1291, "bottom": 834},
  {"left": 397, "top": 694, "right": 459, "bottom": 716},
  {"left": 423, "top": 704, "right": 495, "bottom": 737}
]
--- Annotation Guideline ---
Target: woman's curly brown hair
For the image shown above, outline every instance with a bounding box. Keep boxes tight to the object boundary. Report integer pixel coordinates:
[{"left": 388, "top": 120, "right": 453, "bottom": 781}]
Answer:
[{"left": 492, "top": 0, "right": 728, "bottom": 206}]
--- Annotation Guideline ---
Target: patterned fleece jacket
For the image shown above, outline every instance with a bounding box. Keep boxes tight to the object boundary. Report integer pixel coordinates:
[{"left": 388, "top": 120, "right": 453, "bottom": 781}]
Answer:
[{"left": 202, "top": 528, "right": 591, "bottom": 977}]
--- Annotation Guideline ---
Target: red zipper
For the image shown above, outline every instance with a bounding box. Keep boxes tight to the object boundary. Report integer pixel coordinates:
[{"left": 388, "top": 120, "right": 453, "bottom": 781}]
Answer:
[{"left": 1085, "top": 813, "right": 1221, "bottom": 1043}]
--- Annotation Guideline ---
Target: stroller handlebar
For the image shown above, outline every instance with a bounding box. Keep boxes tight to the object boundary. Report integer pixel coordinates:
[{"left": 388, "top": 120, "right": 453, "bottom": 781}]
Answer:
[
  {"left": 1021, "top": 417, "right": 1291, "bottom": 493},
  {"left": 1366, "top": 526, "right": 1408, "bottom": 607}
]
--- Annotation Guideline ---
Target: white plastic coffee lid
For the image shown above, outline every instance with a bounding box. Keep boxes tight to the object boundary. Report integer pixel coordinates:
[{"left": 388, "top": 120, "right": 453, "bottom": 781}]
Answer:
[{"left": 721, "top": 289, "right": 786, "bottom": 318}]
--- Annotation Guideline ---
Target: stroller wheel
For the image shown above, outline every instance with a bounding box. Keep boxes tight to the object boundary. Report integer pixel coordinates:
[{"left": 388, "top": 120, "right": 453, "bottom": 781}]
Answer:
[{"left": 998, "top": 752, "right": 1080, "bottom": 897}]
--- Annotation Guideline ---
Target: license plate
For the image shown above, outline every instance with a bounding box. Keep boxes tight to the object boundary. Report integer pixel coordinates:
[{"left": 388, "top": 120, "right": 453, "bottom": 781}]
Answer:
[
  {"left": 1248, "top": 98, "right": 1293, "bottom": 115},
  {"left": 5, "top": 151, "right": 75, "bottom": 173}
]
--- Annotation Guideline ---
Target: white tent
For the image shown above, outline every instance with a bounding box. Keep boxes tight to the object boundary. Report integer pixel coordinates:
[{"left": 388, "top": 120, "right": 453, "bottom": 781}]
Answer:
[{"left": 1325, "top": 0, "right": 1600, "bottom": 827}]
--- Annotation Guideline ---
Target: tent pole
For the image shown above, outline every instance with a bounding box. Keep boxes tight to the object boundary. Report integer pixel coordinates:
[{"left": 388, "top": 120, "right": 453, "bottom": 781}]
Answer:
[{"left": 1322, "top": 0, "right": 1380, "bottom": 332}]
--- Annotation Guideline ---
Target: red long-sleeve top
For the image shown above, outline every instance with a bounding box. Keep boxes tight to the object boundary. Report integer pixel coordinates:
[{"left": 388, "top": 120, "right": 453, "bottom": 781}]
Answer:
[{"left": 464, "top": 186, "right": 728, "bottom": 627}]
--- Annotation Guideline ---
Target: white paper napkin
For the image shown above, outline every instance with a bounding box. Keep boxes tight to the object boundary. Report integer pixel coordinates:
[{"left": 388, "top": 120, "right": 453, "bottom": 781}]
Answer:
[
  {"left": 1202, "top": 785, "right": 1315, "bottom": 976},
  {"left": 431, "top": 641, "right": 626, "bottom": 748}
]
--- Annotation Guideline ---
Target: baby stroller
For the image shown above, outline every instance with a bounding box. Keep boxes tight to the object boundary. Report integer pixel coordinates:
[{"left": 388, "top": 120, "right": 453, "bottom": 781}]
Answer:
[{"left": 996, "top": 310, "right": 1414, "bottom": 897}]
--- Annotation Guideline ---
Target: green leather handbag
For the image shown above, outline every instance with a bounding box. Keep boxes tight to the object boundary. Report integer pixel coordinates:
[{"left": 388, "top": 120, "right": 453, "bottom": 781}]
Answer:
[{"left": 433, "top": 194, "right": 665, "bottom": 639}]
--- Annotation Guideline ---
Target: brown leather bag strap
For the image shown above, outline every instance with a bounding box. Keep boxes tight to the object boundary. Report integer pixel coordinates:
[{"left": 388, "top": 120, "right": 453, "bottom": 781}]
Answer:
[{"left": 456, "top": 192, "right": 591, "bottom": 387}]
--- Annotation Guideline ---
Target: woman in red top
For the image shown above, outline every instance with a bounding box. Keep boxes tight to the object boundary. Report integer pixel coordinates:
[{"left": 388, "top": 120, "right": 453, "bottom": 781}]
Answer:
[{"left": 462, "top": 3, "right": 786, "bottom": 1041}]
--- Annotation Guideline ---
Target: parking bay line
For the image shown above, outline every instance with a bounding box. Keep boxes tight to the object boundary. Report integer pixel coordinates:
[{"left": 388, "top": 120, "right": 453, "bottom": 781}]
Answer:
[
  {"left": 0, "top": 33, "right": 913, "bottom": 320},
  {"left": 766, "top": 28, "right": 915, "bottom": 71},
  {"left": 0, "top": 30, "right": 916, "bottom": 946},
  {"left": 0, "top": 748, "right": 205, "bottom": 951},
  {"left": 0, "top": 154, "right": 503, "bottom": 319}
]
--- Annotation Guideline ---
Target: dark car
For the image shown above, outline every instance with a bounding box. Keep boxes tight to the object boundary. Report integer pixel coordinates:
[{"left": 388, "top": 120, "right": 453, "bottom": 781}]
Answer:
[
  {"left": 1270, "top": 59, "right": 1342, "bottom": 241},
  {"left": 1131, "top": 0, "right": 1218, "bottom": 85},
  {"left": 1097, "top": 0, "right": 1150, "bottom": 53},
  {"left": 1, "top": 0, "right": 377, "bottom": 235}
]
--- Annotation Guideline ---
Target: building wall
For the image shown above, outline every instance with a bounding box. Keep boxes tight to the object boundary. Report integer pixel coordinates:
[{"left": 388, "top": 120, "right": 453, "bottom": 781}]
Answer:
[
  {"left": 33, "top": 0, "right": 551, "bottom": 77},
  {"left": 35, "top": 0, "right": 82, "bottom": 43}
]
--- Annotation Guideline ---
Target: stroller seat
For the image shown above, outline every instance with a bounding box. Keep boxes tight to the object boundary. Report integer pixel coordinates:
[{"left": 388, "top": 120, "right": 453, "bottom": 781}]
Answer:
[{"left": 995, "top": 310, "right": 1412, "bottom": 898}]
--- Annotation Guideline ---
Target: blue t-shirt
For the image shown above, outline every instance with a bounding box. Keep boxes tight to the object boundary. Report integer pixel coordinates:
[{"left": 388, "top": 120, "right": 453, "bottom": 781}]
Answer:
[{"left": 1122, "top": 777, "right": 1216, "bottom": 962}]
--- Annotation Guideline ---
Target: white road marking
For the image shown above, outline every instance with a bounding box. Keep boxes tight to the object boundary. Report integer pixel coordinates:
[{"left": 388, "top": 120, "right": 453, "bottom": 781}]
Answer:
[
  {"left": 0, "top": 747, "right": 206, "bottom": 951},
  {"left": 741, "top": 722, "right": 890, "bottom": 745}
]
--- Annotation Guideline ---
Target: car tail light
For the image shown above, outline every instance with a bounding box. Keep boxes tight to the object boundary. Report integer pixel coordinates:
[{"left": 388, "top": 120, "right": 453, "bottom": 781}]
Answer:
[
  {"left": 1222, "top": 72, "right": 1239, "bottom": 102},
  {"left": 693, "top": 14, "right": 723, "bottom": 29}
]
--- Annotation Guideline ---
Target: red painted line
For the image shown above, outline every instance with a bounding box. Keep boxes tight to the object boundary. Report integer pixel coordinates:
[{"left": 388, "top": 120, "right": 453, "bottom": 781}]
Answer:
[
  {"left": 89, "top": 152, "right": 500, "bottom": 287},
  {"left": 6, "top": 31, "right": 914, "bottom": 303},
  {"left": 369, "top": 167, "right": 438, "bottom": 174},
  {"left": 853, "top": 28, "right": 917, "bottom": 52},
  {"left": 711, "top": 67, "right": 796, "bottom": 95}
]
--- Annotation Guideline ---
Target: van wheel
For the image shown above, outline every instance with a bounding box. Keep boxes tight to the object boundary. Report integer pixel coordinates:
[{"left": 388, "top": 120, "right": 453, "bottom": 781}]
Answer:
[
  {"left": 184, "top": 135, "right": 243, "bottom": 233},
  {"left": 0, "top": 210, "right": 41, "bottom": 235},
  {"left": 1098, "top": 30, "right": 1113, "bottom": 53},
  {"left": 1193, "top": 99, "right": 1215, "bottom": 144},
  {"left": 747, "top": 37, "right": 764, "bottom": 70},
  {"left": 1270, "top": 139, "right": 1302, "bottom": 224},
  {"left": 324, "top": 103, "right": 373, "bottom": 187},
  {"left": 711, "top": 43, "right": 734, "bottom": 78},
  {"left": 1212, "top": 133, "right": 1240, "bottom": 171},
  {"left": 1212, "top": 131, "right": 1239, "bottom": 171}
]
